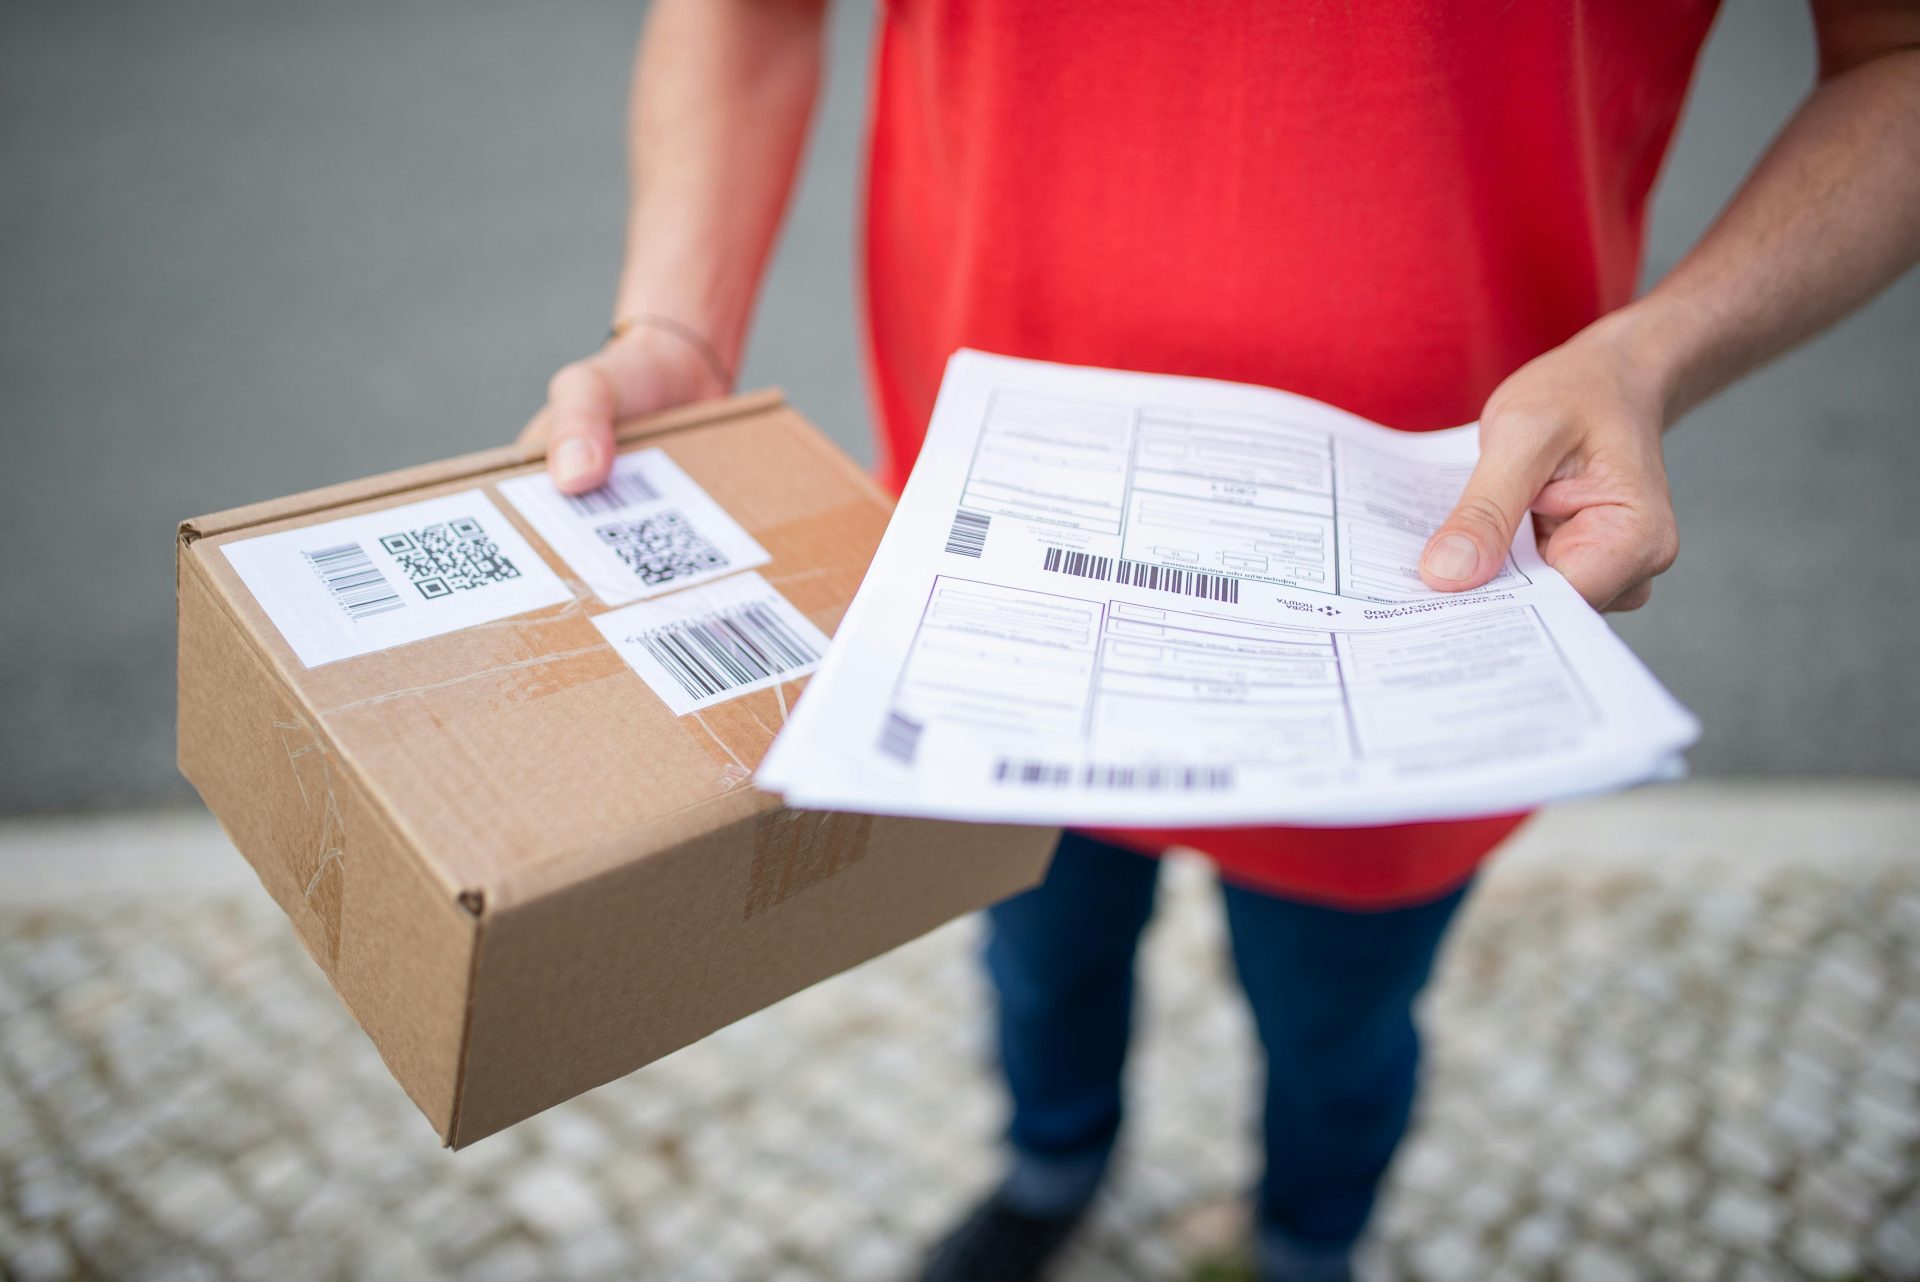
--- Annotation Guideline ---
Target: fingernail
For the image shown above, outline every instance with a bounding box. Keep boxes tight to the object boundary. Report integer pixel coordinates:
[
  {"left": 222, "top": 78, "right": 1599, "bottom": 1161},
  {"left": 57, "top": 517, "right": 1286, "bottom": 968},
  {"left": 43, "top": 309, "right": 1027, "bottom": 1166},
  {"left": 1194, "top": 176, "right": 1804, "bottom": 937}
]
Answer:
[
  {"left": 1423, "top": 533, "right": 1480, "bottom": 583},
  {"left": 552, "top": 438, "right": 595, "bottom": 489}
]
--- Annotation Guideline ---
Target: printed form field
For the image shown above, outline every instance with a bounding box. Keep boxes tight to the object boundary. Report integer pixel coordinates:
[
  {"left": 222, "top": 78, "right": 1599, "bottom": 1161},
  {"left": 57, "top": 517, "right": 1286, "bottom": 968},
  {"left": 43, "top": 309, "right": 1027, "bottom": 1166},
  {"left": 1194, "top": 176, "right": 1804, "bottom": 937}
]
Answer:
[{"left": 959, "top": 392, "right": 1525, "bottom": 605}]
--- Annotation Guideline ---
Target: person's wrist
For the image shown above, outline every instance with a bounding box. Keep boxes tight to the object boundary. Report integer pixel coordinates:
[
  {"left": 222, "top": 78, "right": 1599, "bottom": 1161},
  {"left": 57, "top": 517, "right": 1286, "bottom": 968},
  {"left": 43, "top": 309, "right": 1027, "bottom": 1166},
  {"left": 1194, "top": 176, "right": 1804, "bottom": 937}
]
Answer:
[
  {"left": 601, "top": 318, "right": 731, "bottom": 406},
  {"left": 1581, "top": 300, "right": 1699, "bottom": 430},
  {"left": 607, "top": 312, "right": 735, "bottom": 394}
]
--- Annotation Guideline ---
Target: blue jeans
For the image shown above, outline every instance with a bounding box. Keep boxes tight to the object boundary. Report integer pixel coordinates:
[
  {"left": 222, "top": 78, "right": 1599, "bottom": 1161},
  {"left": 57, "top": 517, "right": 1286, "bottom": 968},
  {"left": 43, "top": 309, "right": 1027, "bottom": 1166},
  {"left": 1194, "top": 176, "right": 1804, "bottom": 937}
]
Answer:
[{"left": 985, "top": 830, "right": 1470, "bottom": 1258}]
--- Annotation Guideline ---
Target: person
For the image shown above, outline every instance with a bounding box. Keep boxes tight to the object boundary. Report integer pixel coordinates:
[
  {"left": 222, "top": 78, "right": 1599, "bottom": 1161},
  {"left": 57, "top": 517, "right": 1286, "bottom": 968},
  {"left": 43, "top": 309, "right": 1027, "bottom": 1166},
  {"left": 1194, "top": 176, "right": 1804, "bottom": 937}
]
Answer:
[{"left": 518, "top": 4, "right": 1920, "bottom": 1279}]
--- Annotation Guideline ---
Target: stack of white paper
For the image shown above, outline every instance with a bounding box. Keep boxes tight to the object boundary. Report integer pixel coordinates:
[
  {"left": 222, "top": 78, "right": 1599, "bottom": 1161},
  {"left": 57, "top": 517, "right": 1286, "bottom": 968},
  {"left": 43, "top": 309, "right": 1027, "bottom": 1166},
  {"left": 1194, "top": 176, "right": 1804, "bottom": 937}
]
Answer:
[{"left": 758, "top": 351, "right": 1698, "bottom": 827}]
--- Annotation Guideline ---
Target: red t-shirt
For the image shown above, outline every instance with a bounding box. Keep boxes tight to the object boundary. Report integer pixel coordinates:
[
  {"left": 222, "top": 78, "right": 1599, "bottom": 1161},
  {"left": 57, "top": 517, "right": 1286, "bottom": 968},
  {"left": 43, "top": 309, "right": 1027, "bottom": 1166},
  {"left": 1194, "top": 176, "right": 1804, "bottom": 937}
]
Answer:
[{"left": 860, "top": 1, "right": 1720, "bottom": 907}]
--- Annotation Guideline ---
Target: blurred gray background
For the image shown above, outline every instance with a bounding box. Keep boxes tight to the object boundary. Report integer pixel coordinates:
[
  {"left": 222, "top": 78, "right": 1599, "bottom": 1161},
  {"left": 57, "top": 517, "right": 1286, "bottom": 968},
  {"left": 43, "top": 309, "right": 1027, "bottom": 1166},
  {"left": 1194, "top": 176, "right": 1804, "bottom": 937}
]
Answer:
[{"left": 2, "top": 0, "right": 1915, "bottom": 813}]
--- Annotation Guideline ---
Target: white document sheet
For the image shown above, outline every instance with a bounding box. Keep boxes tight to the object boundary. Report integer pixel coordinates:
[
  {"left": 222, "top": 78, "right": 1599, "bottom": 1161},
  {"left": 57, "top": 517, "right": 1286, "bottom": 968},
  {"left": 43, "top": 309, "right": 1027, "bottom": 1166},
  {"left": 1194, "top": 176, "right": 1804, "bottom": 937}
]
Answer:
[{"left": 757, "top": 351, "right": 1699, "bottom": 827}]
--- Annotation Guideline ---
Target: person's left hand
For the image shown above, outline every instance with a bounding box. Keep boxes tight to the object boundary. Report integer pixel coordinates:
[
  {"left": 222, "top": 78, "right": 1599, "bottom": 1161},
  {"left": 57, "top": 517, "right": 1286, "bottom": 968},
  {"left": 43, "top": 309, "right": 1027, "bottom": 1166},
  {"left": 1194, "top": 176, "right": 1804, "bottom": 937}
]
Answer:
[{"left": 1418, "top": 318, "right": 1680, "bottom": 612}]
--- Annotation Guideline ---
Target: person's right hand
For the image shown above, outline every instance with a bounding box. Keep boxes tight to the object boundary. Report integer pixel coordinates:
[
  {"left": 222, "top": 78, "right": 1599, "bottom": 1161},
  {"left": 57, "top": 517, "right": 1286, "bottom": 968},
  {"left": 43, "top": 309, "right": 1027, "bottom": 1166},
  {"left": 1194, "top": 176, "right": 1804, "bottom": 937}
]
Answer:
[{"left": 518, "top": 323, "right": 731, "bottom": 494}]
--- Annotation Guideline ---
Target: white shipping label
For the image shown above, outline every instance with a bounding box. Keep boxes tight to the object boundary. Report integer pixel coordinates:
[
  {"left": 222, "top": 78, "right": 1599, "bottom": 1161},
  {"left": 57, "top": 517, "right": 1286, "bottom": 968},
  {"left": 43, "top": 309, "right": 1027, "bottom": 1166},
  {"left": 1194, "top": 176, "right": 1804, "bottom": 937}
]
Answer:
[
  {"left": 497, "top": 448, "right": 771, "bottom": 605},
  {"left": 221, "top": 490, "right": 573, "bottom": 668},
  {"left": 592, "top": 572, "right": 831, "bottom": 715}
]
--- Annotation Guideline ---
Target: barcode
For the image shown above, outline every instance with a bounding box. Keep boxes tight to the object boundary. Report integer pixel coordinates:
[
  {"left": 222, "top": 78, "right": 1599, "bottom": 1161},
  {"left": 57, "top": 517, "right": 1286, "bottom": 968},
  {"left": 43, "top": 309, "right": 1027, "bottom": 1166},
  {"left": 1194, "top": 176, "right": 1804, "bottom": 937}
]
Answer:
[
  {"left": 1116, "top": 560, "right": 1239, "bottom": 604},
  {"left": 1041, "top": 548, "right": 1241, "bottom": 603},
  {"left": 878, "top": 711, "right": 925, "bottom": 764},
  {"left": 1083, "top": 763, "right": 1237, "bottom": 790},
  {"left": 1041, "top": 546, "right": 1115, "bottom": 580},
  {"left": 945, "top": 509, "right": 991, "bottom": 558},
  {"left": 991, "top": 759, "right": 1074, "bottom": 786},
  {"left": 641, "top": 599, "right": 821, "bottom": 702},
  {"left": 303, "top": 542, "right": 405, "bottom": 622},
  {"left": 991, "top": 759, "right": 1237, "bottom": 791},
  {"left": 565, "top": 468, "right": 662, "bottom": 517}
]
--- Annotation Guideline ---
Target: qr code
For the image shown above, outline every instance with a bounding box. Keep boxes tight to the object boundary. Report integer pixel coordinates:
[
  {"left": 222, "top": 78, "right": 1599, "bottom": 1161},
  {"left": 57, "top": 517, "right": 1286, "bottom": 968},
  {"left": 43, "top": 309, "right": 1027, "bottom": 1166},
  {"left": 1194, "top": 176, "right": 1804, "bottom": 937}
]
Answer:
[
  {"left": 378, "top": 517, "right": 523, "bottom": 600},
  {"left": 595, "top": 510, "right": 728, "bottom": 587}
]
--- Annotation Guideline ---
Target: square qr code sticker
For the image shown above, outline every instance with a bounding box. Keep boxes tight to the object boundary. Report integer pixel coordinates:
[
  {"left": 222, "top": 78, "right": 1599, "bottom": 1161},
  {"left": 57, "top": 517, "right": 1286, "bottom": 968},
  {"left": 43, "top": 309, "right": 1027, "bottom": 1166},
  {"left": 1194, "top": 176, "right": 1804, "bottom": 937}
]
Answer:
[
  {"left": 379, "top": 517, "right": 524, "bottom": 599},
  {"left": 495, "top": 448, "right": 769, "bottom": 604},
  {"left": 594, "top": 510, "right": 729, "bottom": 588}
]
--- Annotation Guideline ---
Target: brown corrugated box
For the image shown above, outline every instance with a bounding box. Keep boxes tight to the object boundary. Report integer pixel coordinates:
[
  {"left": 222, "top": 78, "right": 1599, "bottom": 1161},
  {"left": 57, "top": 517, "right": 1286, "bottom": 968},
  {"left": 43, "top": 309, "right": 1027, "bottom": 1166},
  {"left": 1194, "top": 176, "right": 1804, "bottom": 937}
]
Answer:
[{"left": 176, "top": 391, "right": 1056, "bottom": 1148}]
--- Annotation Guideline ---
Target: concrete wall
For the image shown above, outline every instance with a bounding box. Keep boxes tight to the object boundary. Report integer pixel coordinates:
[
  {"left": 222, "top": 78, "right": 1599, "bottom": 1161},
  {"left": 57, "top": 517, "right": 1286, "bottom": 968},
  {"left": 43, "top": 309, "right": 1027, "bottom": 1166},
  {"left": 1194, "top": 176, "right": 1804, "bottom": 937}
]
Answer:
[{"left": 2, "top": 0, "right": 1915, "bottom": 812}]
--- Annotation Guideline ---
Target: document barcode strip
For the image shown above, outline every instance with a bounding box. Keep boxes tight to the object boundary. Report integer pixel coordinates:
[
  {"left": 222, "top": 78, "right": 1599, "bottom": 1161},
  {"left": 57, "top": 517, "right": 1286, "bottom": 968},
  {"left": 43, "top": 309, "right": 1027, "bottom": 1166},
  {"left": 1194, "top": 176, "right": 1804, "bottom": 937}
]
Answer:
[
  {"left": 1041, "top": 546, "right": 1115, "bottom": 581},
  {"left": 944, "top": 509, "right": 991, "bottom": 558},
  {"left": 303, "top": 542, "right": 405, "bottom": 622},
  {"left": 879, "top": 711, "right": 924, "bottom": 764},
  {"left": 641, "top": 601, "right": 820, "bottom": 702},
  {"left": 992, "top": 759, "right": 1074, "bottom": 787},
  {"left": 565, "top": 468, "right": 663, "bottom": 517},
  {"left": 1087, "top": 763, "right": 1237, "bottom": 790},
  {"left": 1039, "top": 548, "right": 1242, "bottom": 603},
  {"left": 991, "top": 760, "right": 1237, "bottom": 791},
  {"left": 1117, "top": 560, "right": 1240, "bottom": 604}
]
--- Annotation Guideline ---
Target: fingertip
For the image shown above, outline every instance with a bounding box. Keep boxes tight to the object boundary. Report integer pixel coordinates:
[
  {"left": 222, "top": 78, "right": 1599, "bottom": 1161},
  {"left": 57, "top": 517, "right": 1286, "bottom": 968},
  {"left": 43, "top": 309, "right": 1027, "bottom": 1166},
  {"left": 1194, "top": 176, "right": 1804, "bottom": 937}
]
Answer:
[
  {"left": 1419, "top": 532, "right": 1484, "bottom": 591},
  {"left": 549, "top": 435, "right": 605, "bottom": 494},
  {"left": 1542, "top": 533, "right": 1640, "bottom": 612},
  {"left": 1607, "top": 581, "right": 1653, "bottom": 612}
]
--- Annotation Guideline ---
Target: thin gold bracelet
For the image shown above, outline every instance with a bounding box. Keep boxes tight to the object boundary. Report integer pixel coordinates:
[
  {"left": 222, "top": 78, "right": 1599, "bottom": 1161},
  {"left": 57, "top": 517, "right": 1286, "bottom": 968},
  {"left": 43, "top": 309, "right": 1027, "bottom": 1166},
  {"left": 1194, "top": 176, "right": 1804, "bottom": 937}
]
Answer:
[{"left": 606, "top": 313, "right": 735, "bottom": 391}]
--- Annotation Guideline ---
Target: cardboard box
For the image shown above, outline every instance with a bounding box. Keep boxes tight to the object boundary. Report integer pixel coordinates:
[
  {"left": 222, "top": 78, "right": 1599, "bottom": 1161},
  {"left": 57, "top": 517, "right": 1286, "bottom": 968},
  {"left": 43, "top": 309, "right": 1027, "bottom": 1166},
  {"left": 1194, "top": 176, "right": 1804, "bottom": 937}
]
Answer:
[{"left": 176, "top": 391, "right": 1056, "bottom": 1147}]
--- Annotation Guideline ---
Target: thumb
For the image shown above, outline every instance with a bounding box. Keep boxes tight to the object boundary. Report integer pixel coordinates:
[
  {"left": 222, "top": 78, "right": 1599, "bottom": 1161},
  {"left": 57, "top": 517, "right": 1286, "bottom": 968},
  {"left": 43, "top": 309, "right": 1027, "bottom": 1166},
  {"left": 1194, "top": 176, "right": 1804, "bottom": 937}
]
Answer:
[
  {"left": 541, "top": 334, "right": 725, "bottom": 494},
  {"left": 1419, "top": 426, "right": 1559, "bottom": 592},
  {"left": 544, "top": 356, "right": 623, "bottom": 495}
]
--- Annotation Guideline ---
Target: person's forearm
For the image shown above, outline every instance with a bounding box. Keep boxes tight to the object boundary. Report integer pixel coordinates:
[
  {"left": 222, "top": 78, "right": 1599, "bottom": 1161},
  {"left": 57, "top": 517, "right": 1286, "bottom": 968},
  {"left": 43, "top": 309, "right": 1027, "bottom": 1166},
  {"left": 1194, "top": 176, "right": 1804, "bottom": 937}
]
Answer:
[
  {"left": 613, "top": 0, "right": 828, "bottom": 377},
  {"left": 1606, "top": 41, "right": 1920, "bottom": 423},
  {"left": 1421, "top": 16, "right": 1919, "bottom": 610}
]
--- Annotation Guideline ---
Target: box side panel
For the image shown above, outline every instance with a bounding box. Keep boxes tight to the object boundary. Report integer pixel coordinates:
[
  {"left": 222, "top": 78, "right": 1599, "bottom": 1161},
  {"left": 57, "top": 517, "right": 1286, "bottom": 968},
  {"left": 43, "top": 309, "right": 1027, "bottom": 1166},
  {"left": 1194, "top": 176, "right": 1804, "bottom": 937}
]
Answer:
[
  {"left": 451, "top": 814, "right": 1055, "bottom": 1146},
  {"left": 177, "top": 545, "right": 476, "bottom": 1139}
]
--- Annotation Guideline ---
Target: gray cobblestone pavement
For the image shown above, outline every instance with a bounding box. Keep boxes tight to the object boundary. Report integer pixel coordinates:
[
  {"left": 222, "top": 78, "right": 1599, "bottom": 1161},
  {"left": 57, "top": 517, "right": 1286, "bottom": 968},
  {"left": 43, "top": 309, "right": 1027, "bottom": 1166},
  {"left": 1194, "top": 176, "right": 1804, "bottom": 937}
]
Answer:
[{"left": 2, "top": 785, "right": 1918, "bottom": 1281}]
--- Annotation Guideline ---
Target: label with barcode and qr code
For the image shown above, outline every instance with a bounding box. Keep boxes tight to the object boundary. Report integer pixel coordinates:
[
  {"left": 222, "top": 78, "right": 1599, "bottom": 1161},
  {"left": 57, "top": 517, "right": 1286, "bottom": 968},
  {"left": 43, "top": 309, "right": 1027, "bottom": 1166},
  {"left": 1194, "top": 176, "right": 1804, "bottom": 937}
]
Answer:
[
  {"left": 497, "top": 448, "right": 770, "bottom": 606},
  {"left": 592, "top": 571, "right": 831, "bottom": 715},
  {"left": 221, "top": 491, "right": 572, "bottom": 668}
]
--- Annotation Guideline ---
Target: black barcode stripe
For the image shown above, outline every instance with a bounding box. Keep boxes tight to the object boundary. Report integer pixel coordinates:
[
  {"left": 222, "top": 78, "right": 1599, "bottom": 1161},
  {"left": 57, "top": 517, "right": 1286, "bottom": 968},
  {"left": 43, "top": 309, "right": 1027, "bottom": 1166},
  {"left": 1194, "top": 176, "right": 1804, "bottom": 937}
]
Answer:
[
  {"left": 1081, "top": 763, "right": 1237, "bottom": 790},
  {"left": 648, "top": 627, "right": 728, "bottom": 698},
  {"left": 1115, "top": 560, "right": 1240, "bottom": 604},
  {"left": 1038, "top": 548, "right": 1242, "bottom": 602},
  {"left": 565, "top": 468, "right": 663, "bottom": 517},
  {"left": 1041, "top": 546, "right": 1115, "bottom": 581},
  {"left": 944, "top": 509, "right": 991, "bottom": 558},
  {"left": 991, "top": 758, "right": 1074, "bottom": 786},
  {"left": 715, "top": 604, "right": 803, "bottom": 672},
  {"left": 879, "top": 711, "right": 924, "bottom": 764},
  {"left": 686, "top": 616, "right": 757, "bottom": 688},
  {"left": 643, "top": 600, "right": 822, "bottom": 702},
  {"left": 991, "top": 759, "right": 1237, "bottom": 791},
  {"left": 303, "top": 542, "right": 405, "bottom": 621}
]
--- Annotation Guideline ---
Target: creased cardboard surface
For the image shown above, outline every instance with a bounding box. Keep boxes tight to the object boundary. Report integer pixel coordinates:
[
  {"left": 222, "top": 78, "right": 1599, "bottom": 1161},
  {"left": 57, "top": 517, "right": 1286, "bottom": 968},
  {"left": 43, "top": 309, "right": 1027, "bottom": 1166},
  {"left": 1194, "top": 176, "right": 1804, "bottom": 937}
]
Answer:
[
  {"left": 185, "top": 402, "right": 892, "bottom": 903},
  {"left": 177, "top": 550, "right": 474, "bottom": 1135},
  {"left": 176, "top": 391, "right": 1058, "bottom": 1145}
]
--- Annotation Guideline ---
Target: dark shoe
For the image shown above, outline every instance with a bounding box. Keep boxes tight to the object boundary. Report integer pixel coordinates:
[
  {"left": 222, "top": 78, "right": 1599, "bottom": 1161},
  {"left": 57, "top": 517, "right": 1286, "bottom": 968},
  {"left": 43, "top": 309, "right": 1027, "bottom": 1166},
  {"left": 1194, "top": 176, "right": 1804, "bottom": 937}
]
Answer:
[
  {"left": 919, "top": 1190, "right": 1086, "bottom": 1282},
  {"left": 1255, "top": 1228, "right": 1354, "bottom": 1282}
]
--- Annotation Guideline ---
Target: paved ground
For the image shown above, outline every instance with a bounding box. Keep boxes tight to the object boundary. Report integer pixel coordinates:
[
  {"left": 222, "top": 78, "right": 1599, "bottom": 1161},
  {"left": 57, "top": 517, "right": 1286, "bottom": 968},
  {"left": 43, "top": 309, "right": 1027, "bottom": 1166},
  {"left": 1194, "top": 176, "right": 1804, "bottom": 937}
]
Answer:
[{"left": 2, "top": 783, "right": 1919, "bottom": 1281}]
